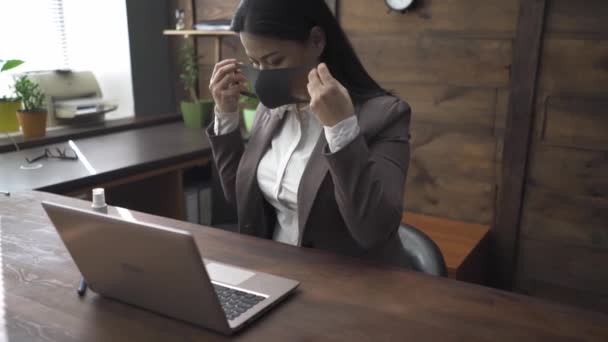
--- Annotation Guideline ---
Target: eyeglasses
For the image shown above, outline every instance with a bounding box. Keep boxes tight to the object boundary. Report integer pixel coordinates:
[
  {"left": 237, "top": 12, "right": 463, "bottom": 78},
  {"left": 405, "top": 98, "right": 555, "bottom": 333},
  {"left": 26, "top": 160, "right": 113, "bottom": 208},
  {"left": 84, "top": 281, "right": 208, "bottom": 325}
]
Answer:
[{"left": 26, "top": 147, "right": 79, "bottom": 164}]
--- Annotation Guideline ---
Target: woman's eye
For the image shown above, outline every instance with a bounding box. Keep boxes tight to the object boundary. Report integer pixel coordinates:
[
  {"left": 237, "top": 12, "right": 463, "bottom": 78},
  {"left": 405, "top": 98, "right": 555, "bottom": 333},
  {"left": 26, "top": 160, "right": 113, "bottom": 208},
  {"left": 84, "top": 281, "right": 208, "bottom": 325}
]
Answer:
[{"left": 269, "top": 58, "right": 284, "bottom": 67}]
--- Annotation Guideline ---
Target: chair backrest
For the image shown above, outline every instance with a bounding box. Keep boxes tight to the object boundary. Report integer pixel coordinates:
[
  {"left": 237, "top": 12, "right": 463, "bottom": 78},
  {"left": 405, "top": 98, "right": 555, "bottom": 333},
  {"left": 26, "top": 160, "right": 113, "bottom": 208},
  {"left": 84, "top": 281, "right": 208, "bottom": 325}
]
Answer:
[{"left": 398, "top": 224, "right": 448, "bottom": 277}]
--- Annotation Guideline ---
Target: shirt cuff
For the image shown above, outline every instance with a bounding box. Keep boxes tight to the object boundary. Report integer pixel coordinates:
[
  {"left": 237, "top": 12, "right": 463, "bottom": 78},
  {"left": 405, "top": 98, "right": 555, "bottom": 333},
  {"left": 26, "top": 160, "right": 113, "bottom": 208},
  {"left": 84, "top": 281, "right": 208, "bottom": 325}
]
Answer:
[
  {"left": 214, "top": 107, "right": 240, "bottom": 136},
  {"left": 324, "top": 116, "right": 360, "bottom": 153}
]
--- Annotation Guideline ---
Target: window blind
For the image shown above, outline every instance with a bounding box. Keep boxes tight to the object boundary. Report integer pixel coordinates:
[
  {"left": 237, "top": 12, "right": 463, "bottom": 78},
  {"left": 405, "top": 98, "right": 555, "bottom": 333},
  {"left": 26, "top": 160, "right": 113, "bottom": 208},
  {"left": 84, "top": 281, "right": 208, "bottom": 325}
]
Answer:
[
  {"left": 0, "top": 0, "right": 70, "bottom": 72},
  {"left": 1, "top": 0, "right": 134, "bottom": 119},
  {"left": 48, "top": 0, "right": 70, "bottom": 68}
]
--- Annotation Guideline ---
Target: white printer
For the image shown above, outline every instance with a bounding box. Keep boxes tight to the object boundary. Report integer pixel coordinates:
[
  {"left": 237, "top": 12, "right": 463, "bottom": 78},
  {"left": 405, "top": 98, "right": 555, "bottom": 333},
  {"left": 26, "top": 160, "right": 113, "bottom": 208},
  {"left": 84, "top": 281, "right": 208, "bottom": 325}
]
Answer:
[{"left": 26, "top": 70, "right": 118, "bottom": 126}]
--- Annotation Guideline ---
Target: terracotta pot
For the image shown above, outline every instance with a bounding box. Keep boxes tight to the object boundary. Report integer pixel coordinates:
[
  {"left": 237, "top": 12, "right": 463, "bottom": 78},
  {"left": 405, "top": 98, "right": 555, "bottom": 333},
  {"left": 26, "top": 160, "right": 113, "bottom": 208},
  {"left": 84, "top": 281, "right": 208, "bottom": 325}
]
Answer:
[{"left": 17, "top": 110, "right": 47, "bottom": 138}]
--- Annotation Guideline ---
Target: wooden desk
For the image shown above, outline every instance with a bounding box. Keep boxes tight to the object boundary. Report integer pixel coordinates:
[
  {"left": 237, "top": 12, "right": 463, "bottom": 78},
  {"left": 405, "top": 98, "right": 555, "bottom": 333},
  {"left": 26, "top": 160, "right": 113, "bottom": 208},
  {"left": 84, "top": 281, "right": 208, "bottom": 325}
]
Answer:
[
  {"left": 0, "top": 114, "right": 181, "bottom": 153},
  {"left": 1, "top": 191, "right": 607, "bottom": 341},
  {"left": 403, "top": 212, "right": 490, "bottom": 283},
  {"left": 0, "top": 122, "right": 210, "bottom": 194},
  {"left": 0, "top": 122, "right": 211, "bottom": 220}
]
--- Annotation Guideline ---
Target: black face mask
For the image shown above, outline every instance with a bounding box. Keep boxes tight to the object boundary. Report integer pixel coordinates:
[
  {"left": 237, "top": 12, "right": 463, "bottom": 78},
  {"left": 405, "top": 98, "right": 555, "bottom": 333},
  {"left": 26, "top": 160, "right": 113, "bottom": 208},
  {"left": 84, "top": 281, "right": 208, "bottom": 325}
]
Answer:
[{"left": 241, "top": 64, "right": 310, "bottom": 109}]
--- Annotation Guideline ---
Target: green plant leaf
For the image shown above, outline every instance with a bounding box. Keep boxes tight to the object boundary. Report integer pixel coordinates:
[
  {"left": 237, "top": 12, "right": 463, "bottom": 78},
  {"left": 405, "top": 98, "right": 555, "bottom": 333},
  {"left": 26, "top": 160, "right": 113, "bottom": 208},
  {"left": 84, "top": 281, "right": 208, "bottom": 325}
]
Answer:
[
  {"left": 179, "top": 41, "right": 201, "bottom": 102},
  {"left": 13, "top": 75, "right": 45, "bottom": 111},
  {"left": 1, "top": 60, "right": 25, "bottom": 72}
]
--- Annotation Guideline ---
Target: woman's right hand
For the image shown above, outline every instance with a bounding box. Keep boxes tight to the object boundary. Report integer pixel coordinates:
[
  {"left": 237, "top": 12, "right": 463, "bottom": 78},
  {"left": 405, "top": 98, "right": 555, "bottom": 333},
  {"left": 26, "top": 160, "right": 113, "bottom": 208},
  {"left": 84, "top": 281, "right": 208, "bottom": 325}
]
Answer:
[{"left": 209, "top": 59, "right": 248, "bottom": 113}]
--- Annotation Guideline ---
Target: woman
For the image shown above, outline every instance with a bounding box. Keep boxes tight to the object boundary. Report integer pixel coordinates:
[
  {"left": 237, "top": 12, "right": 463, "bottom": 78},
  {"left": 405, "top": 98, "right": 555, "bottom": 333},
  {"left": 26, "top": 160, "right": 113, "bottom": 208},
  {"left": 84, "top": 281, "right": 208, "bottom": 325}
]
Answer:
[{"left": 207, "top": 0, "right": 412, "bottom": 267}]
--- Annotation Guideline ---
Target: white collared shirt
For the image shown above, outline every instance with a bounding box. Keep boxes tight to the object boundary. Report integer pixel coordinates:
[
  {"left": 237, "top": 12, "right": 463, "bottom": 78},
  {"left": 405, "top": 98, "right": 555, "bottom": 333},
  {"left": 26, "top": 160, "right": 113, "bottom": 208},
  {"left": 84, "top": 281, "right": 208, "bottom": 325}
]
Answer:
[{"left": 214, "top": 105, "right": 360, "bottom": 246}]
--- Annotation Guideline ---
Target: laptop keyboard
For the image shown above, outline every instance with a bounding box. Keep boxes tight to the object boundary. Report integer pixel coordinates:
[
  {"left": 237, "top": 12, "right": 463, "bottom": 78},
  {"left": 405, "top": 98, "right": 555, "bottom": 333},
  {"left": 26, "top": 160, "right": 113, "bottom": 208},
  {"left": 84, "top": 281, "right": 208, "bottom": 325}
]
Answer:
[{"left": 213, "top": 284, "right": 266, "bottom": 321}]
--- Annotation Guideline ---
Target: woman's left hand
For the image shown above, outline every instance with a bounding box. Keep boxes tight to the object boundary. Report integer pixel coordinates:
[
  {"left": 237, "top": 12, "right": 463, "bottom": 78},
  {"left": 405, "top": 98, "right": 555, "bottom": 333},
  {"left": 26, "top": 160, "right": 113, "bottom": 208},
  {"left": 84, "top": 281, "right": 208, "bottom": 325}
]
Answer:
[{"left": 307, "top": 63, "right": 355, "bottom": 127}]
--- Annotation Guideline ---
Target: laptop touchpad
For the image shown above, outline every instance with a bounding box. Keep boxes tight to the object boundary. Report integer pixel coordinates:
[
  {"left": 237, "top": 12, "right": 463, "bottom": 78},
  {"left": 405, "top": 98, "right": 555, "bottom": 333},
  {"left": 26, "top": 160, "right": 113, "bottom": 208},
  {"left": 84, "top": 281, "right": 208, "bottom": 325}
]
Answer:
[{"left": 206, "top": 262, "right": 255, "bottom": 285}]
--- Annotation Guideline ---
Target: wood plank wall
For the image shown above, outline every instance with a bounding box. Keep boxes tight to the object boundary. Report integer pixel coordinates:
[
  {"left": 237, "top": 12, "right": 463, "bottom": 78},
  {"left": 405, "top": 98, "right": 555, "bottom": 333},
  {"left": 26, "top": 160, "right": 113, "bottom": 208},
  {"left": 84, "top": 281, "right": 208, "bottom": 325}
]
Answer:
[
  {"left": 341, "top": 1, "right": 518, "bottom": 226},
  {"left": 514, "top": 0, "right": 608, "bottom": 313}
]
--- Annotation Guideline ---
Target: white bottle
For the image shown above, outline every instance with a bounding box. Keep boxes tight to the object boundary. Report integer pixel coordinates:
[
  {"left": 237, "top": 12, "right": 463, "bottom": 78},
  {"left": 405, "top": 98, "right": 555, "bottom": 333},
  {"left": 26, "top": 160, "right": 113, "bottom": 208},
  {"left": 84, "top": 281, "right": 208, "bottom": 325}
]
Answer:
[
  {"left": 91, "top": 188, "right": 108, "bottom": 214},
  {"left": 80, "top": 188, "right": 108, "bottom": 296}
]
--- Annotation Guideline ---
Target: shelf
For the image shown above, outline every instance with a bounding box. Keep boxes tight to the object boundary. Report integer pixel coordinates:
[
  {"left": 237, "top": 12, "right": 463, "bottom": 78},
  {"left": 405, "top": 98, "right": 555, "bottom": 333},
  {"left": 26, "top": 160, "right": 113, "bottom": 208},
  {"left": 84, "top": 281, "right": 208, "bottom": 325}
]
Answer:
[{"left": 163, "top": 29, "right": 236, "bottom": 37}]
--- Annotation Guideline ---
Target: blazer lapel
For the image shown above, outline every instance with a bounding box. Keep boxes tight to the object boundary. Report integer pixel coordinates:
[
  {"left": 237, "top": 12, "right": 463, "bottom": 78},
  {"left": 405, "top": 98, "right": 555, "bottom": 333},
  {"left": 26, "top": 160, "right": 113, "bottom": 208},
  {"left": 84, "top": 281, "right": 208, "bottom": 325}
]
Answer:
[
  {"left": 236, "top": 108, "right": 285, "bottom": 235},
  {"left": 241, "top": 109, "right": 284, "bottom": 177},
  {"left": 297, "top": 102, "right": 365, "bottom": 241},
  {"left": 297, "top": 132, "right": 330, "bottom": 240}
]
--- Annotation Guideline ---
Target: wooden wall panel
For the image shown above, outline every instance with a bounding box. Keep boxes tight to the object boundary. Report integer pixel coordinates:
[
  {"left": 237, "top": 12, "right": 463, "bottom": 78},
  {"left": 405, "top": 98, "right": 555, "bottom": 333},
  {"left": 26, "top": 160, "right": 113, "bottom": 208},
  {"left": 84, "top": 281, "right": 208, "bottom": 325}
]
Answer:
[
  {"left": 494, "top": 89, "right": 510, "bottom": 136},
  {"left": 528, "top": 146, "right": 608, "bottom": 200},
  {"left": 521, "top": 185, "right": 608, "bottom": 249},
  {"left": 340, "top": 0, "right": 518, "bottom": 36},
  {"left": 195, "top": 0, "right": 238, "bottom": 21},
  {"left": 517, "top": 239, "right": 608, "bottom": 296},
  {"left": 515, "top": 0, "right": 608, "bottom": 313},
  {"left": 406, "top": 122, "right": 498, "bottom": 224},
  {"left": 341, "top": 2, "right": 516, "bottom": 225},
  {"left": 545, "top": 0, "right": 608, "bottom": 36},
  {"left": 537, "top": 39, "right": 608, "bottom": 95},
  {"left": 388, "top": 84, "right": 498, "bottom": 133},
  {"left": 542, "top": 97, "right": 608, "bottom": 151},
  {"left": 350, "top": 35, "right": 512, "bottom": 88}
]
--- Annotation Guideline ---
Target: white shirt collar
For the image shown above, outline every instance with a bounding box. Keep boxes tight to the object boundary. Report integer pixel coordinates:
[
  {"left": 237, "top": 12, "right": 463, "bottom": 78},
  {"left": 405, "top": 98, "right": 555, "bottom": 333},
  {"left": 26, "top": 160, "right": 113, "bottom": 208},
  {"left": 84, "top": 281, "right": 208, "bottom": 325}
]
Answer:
[
  {"left": 269, "top": 105, "right": 289, "bottom": 119},
  {"left": 269, "top": 103, "right": 311, "bottom": 120}
]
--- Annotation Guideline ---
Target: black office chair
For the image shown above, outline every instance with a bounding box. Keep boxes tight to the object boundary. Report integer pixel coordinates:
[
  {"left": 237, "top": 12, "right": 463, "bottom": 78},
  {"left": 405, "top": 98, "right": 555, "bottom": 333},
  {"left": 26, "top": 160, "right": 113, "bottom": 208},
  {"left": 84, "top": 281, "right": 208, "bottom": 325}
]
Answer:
[{"left": 398, "top": 223, "right": 448, "bottom": 277}]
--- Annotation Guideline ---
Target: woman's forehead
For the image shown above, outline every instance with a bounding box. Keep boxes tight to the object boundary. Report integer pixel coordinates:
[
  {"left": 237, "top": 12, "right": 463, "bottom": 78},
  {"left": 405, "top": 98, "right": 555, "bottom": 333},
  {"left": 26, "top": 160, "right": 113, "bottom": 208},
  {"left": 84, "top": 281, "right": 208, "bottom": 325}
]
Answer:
[{"left": 240, "top": 32, "right": 304, "bottom": 58}]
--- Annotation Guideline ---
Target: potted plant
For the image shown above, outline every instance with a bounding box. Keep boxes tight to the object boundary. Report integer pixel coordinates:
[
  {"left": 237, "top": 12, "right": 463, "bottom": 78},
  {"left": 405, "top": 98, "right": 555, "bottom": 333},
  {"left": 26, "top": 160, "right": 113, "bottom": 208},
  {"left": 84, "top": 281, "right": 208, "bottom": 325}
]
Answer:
[
  {"left": 13, "top": 75, "right": 47, "bottom": 138},
  {"left": 179, "top": 41, "right": 214, "bottom": 129},
  {"left": 0, "top": 59, "right": 24, "bottom": 133},
  {"left": 240, "top": 86, "right": 259, "bottom": 133}
]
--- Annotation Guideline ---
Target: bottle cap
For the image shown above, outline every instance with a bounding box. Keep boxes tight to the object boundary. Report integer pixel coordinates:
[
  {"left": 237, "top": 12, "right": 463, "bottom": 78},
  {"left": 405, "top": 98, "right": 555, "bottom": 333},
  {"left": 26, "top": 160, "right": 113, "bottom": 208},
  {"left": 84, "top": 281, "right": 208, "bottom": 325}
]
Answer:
[{"left": 92, "top": 188, "right": 106, "bottom": 208}]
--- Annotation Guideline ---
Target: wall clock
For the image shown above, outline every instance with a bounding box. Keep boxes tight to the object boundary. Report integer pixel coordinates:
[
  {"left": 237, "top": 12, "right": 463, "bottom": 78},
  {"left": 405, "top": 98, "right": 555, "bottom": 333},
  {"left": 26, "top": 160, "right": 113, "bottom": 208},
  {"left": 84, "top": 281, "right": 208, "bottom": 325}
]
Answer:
[{"left": 385, "top": 0, "right": 416, "bottom": 13}]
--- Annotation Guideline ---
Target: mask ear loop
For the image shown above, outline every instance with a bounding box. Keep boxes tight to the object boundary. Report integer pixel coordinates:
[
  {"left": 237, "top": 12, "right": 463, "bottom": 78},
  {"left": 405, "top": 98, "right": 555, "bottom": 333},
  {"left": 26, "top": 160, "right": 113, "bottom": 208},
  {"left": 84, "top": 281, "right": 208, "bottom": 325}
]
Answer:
[
  {"left": 240, "top": 90, "right": 258, "bottom": 99},
  {"left": 294, "top": 64, "right": 316, "bottom": 105}
]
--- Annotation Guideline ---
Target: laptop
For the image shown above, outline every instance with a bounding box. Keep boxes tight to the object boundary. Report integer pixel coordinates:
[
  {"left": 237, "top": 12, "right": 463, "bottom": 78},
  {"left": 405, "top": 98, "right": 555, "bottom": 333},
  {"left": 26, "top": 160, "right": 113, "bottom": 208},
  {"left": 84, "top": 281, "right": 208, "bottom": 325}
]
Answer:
[{"left": 41, "top": 201, "right": 299, "bottom": 335}]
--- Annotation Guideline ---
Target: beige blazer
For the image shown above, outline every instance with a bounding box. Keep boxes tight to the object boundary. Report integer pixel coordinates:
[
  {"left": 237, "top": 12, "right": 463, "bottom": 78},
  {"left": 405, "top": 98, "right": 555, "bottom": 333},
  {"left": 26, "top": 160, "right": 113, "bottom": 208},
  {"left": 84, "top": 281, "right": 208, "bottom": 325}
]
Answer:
[{"left": 206, "top": 95, "right": 412, "bottom": 268}]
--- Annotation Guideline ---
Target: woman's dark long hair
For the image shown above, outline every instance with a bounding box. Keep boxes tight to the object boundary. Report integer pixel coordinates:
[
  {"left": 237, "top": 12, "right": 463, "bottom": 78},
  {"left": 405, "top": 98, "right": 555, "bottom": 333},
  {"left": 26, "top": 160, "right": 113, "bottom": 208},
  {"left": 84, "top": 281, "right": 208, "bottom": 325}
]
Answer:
[{"left": 231, "top": 0, "right": 388, "bottom": 103}]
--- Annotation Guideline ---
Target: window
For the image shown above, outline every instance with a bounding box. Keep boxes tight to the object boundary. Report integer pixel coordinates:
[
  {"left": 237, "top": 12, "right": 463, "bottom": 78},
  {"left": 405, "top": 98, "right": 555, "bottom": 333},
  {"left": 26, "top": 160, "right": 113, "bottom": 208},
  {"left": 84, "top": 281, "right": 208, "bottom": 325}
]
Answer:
[
  {"left": 0, "top": 0, "right": 134, "bottom": 120},
  {"left": 0, "top": 0, "right": 69, "bottom": 74}
]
